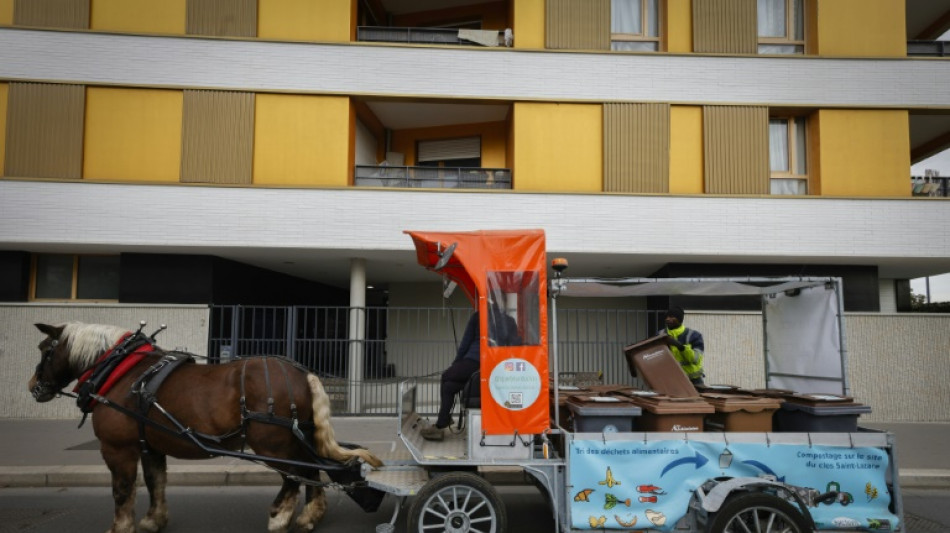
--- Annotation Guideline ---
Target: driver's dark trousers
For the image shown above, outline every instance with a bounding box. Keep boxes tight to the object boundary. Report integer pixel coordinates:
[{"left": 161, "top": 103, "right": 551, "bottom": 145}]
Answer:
[{"left": 435, "top": 358, "right": 479, "bottom": 429}]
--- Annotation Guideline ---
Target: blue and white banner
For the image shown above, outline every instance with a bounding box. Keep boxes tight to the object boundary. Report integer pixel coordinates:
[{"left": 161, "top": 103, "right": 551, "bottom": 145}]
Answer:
[{"left": 569, "top": 438, "right": 899, "bottom": 531}]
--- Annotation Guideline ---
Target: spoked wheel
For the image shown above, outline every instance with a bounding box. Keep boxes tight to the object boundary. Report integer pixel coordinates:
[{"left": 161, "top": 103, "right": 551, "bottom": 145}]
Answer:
[
  {"left": 408, "top": 472, "right": 507, "bottom": 533},
  {"left": 708, "top": 493, "right": 811, "bottom": 533}
]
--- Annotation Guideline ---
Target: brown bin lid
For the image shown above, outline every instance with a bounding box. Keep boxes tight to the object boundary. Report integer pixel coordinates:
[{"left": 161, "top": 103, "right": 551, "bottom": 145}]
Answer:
[
  {"left": 701, "top": 393, "right": 782, "bottom": 413},
  {"left": 697, "top": 384, "right": 754, "bottom": 395},
  {"left": 625, "top": 393, "right": 715, "bottom": 414},
  {"left": 623, "top": 335, "right": 699, "bottom": 398},
  {"left": 585, "top": 384, "right": 632, "bottom": 395},
  {"left": 747, "top": 388, "right": 799, "bottom": 399}
]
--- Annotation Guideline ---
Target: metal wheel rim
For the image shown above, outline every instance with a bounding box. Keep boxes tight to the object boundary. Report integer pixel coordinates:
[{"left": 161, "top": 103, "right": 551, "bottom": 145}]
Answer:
[
  {"left": 416, "top": 484, "right": 498, "bottom": 533},
  {"left": 722, "top": 505, "right": 803, "bottom": 533}
]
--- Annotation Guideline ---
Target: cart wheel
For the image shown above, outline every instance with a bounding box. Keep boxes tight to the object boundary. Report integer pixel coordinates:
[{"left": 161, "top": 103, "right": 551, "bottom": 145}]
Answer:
[
  {"left": 408, "top": 471, "right": 507, "bottom": 533},
  {"left": 707, "top": 493, "right": 810, "bottom": 533}
]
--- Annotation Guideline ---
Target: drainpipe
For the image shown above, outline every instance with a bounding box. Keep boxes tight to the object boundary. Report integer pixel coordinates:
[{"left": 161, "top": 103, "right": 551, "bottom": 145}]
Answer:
[{"left": 348, "top": 258, "right": 367, "bottom": 413}]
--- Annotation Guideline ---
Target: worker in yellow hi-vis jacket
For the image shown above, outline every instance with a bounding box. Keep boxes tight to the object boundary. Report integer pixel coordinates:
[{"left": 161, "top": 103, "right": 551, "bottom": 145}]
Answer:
[{"left": 658, "top": 306, "right": 705, "bottom": 385}]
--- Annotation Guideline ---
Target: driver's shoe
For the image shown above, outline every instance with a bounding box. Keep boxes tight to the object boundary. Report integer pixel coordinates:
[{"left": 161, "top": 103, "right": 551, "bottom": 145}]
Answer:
[{"left": 420, "top": 425, "right": 445, "bottom": 441}]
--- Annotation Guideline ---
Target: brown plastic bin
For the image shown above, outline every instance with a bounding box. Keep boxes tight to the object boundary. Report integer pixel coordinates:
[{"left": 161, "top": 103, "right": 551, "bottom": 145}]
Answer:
[
  {"left": 622, "top": 335, "right": 698, "bottom": 398},
  {"left": 620, "top": 391, "right": 713, "bottom": 433},
  {"left": 702, "top": 393, "right": 782, "bottom": 432}
]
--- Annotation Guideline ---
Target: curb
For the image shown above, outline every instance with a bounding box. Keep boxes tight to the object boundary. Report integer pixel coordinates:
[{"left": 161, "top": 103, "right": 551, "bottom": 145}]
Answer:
[{"left": 2, "top": 466, "right": 947, "bottom": 489}]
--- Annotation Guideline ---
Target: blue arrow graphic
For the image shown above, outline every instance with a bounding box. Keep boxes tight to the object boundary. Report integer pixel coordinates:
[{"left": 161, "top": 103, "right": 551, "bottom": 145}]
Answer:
[
  {"left": 742, "top": 460, "right": 786, "bottom": 482},
  {"left": 661, "top": 452, "right": 709, "bottom": 477}
]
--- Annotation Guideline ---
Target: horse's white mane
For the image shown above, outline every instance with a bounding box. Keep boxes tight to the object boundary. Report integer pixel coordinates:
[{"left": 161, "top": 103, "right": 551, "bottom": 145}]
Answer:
[{"left": 59, "top": 322, "right": 130, "bottom": 372}]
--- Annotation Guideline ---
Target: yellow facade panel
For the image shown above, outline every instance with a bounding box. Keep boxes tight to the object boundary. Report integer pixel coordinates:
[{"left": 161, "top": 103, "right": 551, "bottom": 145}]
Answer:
[
  {"left": 259, "top": 0, "right": 353, "bottom": 42},
  {"left": 0, "top": 83, "right": 7, "bottom": 175},
  {"left": 816, "top": 0, "right": 905, "bottom": 57},
  {"left": 512, "top": 0, "right": 545, "bottom": 49},
  {"left": 90, "top": 0, "right": 185, "bottom": 34},
  {"left": 0, "top": 0, "right": 13, "bottom": 25},
  {"left": 254, "top": 94, "right": 350, "bottom": 186},
  {"left": 817, "top": 110, "right": 910, "bottom": 197},
  {"left": 669, "top": 106, "right": 704, "bottom": 194},
  {"left": 666, "top": 0, "right": 692, "bottom": 53},
  {"left": 83, "top": 88, "right": 182, "bottom": 182},
  {"left": 0, "top": 83, "right": 10, "bottom": 177},
  {"left": 512, "top": 102, "right": 602, "bottom": 192},
  {"left": 391, "top": 121, "right": 508, "bottom": 168}
]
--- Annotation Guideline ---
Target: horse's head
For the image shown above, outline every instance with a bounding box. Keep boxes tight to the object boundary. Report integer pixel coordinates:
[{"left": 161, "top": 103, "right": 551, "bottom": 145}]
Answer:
[
  {"left": 29, "top": 323, "right": 73, "bottom": 402},
  {"left": 29, "top": 322, "right": 129, "bottom": 402}
]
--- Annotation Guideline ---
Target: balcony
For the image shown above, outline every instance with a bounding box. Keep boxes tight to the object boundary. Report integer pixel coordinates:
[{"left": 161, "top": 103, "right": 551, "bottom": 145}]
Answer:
[
  {"left": 911, "top": 176, "right": 949, "bottom": 197},
  {"left": 354, "top": 165, "right": 511, "bottom": 189},
  {"left": 356, "top": 26, "right": 511, "bottom": 47},
  {"left": 907, "top": 40, "right": 950, "bottom": 56}
]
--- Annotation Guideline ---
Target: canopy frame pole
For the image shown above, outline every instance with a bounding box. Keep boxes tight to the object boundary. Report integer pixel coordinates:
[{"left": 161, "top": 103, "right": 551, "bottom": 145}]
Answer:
[
  {"left": 762, "top": 293, "right": 771, "bottom": 389},
  {"left": 550, "top": 280, "right": 561, "bottom": 431},
  {"left": 834, "top": 278, "right": 850, "bottom": 396}
]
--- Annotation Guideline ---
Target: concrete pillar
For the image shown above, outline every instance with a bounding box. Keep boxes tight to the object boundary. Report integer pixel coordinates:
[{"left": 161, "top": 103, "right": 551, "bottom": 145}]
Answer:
[{"left": 347, "top": 258, "right": 366, "bottom": 413}]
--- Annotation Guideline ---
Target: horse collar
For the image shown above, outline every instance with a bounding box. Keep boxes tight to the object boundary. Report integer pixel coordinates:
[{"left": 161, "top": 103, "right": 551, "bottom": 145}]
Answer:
[{"left": 74, "top": 333, "right": 154, "bottom": 413}]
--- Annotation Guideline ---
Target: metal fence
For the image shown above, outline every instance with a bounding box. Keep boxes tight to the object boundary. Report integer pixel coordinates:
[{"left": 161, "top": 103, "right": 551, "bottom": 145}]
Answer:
[
  {"left": 208, "top": 305, "right": 661, "bottom": 416},
  {"left": 354, "top": 165, "right": 512, "bottom": 190}
]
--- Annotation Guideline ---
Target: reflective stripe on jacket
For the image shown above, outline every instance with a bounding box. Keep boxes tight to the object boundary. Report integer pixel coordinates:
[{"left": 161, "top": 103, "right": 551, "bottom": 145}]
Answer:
[{"left": 659, "top": 325, "right": 705, "bottom": 379}]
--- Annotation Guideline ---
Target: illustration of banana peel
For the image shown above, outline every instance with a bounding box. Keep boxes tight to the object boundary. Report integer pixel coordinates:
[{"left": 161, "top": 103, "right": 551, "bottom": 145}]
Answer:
[{"left": 598, "top": 467, "right": 621, "bottom": 488}]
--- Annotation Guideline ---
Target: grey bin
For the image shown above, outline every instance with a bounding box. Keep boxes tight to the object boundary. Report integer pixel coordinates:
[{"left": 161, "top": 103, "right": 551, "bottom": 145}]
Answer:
[
  {"left": 773, "top": 402, "right": 872, "bottom": 432},
  {"left": 566, "top": 397, "right": 642, "bottom": 433}
]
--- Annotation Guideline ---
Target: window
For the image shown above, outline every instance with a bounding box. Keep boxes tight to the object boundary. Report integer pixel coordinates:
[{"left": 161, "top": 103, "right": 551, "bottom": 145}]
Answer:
[
  {"left": 486, "top": 271, "right": 541, "bottom": 346},
  {"left": 33, "top": 254, "right": 119, "bottom": 301},
  {"left": 611, "top": 0, "right": 660, "bottom": 52},
  {"left": 769, "top": 116, "right": 807, "bottom": 195},
  {"left": 757, "top": 0, "right": 804, "bottom": 54}
]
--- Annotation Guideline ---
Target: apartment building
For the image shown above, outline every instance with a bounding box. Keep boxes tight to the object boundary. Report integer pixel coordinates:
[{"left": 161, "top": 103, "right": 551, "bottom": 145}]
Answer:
[{"left": 1, "top": 0, "right": 949, "bottom": 318}]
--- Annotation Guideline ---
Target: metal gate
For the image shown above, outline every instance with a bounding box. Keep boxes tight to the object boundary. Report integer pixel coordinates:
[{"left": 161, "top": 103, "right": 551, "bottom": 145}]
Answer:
[{"left": 209, "top": 305, "right": 663, "bottom": 415}]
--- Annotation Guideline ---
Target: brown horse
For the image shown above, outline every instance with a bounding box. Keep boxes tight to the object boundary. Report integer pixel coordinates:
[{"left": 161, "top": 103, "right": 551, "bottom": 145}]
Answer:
[{"left": 28, "top": 321, "right": 382, "bottom": 533}]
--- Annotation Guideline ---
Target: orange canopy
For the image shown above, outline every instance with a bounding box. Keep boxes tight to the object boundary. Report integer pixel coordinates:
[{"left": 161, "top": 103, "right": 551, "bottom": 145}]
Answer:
[{"left": 405, "top": 229, "right": 550, "bottom": 435}]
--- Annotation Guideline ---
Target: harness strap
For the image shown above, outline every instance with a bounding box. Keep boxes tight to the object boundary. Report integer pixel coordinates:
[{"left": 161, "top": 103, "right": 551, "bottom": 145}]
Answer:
[
  {"left": 130, "top": 352, "right": 194, "bottom": 454},
  {"left": 239, "top": 358, "right": 251, "bottom": 451},
  {"left": 275, "top": 359, "right": 307, "bottom": 444},
  {"left": 88, "top": 392, "right": 347, "bottom": 474},
  {"left": 262, "top": 357, "right": 275, "bottom": 416}
]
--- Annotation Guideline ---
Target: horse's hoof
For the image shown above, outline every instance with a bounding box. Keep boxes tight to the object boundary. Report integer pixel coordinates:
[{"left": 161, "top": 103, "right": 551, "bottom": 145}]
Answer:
[{"left": 139, "top": 514, "right": 168, "bottom": 533}]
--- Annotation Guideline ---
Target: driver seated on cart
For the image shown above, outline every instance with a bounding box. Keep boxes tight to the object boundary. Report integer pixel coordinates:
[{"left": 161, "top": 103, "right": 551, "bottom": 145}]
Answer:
[
  {"left": 659, "top": 306, "right": 706, "bottom": 386},
  {"left": 422, "top": 302, "right": 520, "bottom": 441}
]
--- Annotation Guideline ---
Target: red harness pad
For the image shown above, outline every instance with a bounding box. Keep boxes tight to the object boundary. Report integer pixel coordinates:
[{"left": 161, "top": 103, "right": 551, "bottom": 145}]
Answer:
[{"left": 74, "top": 337, "right": 154, "bottom": 406}]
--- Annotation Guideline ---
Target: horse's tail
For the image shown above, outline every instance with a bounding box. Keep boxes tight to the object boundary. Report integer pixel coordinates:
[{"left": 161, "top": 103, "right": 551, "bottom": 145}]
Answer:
[{"left": 306, "top": 373, "right": 383, "bottom": 468}]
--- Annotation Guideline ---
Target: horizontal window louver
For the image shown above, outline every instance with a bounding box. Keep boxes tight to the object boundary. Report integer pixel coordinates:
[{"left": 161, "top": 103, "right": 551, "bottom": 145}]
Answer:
[{"left": 417, "top": 137, "right": 481, "bottom": 163}]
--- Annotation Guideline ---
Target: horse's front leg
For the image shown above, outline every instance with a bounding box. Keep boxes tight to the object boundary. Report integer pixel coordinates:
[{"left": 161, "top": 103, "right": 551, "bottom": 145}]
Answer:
[
  {"left": 294, "top": 484, "right": 327, "bottom": 532},
  {"left": 139, "top": 451, "right": 169, "bottom": 533},
  {"left": 101, "top": 443, "right": 140, "bottom": 533},
  {"left": 269, "top": 475, "right": 301, "bottom": 533}
]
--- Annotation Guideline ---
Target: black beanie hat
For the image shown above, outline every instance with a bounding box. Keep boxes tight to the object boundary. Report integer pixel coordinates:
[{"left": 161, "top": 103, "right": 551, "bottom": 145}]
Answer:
[{"left": 667, "top": 306, "right": 685, "bottom": 322}]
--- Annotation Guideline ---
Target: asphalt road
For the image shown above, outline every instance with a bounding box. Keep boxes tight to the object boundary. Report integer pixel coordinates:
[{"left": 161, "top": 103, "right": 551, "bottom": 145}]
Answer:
[
  {"left": 1, "top": 486, "right": 946, "bottom": 533},
  {"left": 0, "top": 484, "right": 555, "bottom": 533}
]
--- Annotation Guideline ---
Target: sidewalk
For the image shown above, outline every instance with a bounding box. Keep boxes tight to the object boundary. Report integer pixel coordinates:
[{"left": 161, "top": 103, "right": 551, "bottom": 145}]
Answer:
[{"left": 0, "top": 418, "right": 947, "bottom": 489}]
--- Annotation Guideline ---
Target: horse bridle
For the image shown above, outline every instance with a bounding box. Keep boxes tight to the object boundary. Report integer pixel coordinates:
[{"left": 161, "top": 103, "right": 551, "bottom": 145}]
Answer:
[{"left": 31, "top": 339, "right": 71, "bottom": 401}]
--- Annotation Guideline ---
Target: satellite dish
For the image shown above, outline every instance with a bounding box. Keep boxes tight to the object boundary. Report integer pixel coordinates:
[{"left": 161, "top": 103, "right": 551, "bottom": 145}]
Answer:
[{"left": 433, "top": 242, "right": 457, "bottom": 271}]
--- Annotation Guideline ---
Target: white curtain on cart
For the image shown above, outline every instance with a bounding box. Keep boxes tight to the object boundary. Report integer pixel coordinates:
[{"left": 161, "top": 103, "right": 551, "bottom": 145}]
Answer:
[{"left": 764, "top": 284, "right": 845, "bottom": 395}]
